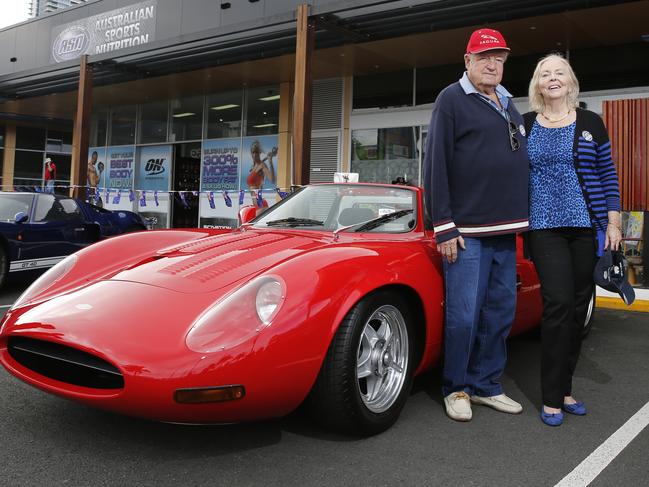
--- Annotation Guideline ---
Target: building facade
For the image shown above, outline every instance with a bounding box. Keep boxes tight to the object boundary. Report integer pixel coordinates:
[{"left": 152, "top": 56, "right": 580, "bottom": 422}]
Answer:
[
  {"left": 30, "top": 0, "right": 89, "bottom": 18},
  {"left": 1, "top": 0, "right": 648, "bottom": 285}
]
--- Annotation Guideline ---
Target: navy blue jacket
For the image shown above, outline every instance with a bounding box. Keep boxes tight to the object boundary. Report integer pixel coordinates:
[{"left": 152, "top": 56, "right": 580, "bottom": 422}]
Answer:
[
  {"left": 423, "top": 82, "right": 530, "bottom": 243},
  {"left": 523, "top": 108, "right": 621, "bottom": 255}
]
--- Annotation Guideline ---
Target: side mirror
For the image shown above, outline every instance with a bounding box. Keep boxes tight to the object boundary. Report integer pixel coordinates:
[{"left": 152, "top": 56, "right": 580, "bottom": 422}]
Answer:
[
  {"left": 238, "top": 205, "right": 257, "bottom": 225},
  {"left": 14, "top": 212, "right": 28, "bottom": 224}
]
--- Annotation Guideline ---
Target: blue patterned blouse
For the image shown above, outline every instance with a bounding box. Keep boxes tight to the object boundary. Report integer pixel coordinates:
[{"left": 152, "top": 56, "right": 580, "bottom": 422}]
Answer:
[{"left": 528, "top": 120, "right": 592, "bottom": 230}]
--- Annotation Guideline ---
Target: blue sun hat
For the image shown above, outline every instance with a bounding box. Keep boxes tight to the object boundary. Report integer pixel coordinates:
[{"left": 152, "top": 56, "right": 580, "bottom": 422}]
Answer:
[{"left": 593, "top": 250, "right": 635, "bottom": 305}]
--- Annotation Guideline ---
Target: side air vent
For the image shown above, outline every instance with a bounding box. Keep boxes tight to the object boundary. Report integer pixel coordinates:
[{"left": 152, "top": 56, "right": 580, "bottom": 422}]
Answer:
[
  {"left": 8, "top": 336, "right": 124, "bottom": 389},
  {"left": 312, "top": 78, "right": 343, "bottom": 130}
]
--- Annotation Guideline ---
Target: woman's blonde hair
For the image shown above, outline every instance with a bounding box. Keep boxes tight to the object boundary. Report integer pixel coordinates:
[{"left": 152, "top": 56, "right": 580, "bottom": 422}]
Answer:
[{"left": 528, "top": 53, "right": 580, "bottom": 113}]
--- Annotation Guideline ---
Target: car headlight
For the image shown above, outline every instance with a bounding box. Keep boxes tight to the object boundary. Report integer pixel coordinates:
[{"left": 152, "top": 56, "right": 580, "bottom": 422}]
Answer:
[
  {"left": 185, "top": 275, "right": 286, "bottom": 353},
  {"left": 12, "top": 254, "right": 78, "bottom": 309}
]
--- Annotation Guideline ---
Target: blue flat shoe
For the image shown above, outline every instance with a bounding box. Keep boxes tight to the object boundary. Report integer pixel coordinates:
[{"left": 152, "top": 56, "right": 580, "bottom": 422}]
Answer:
[
  {"left": 540, "top": 409, "right": 564, "bottom": 426},
  {"left": 563, "top": 401, "right": 587, "bottom": 415}
]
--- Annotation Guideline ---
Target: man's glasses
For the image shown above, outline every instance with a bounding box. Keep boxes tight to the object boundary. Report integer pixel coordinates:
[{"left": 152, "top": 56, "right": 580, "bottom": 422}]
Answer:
[{"left": 508, "top": 122, "right": 520, "bottom": 151}]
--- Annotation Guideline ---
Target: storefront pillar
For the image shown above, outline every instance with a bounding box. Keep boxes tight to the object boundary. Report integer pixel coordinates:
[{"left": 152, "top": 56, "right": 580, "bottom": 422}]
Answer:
[
  {"left": 341, "top": 76, "right": 353, "bottom": 172},
  {"left": 2, "top": 124, "right": 16, "bottom": 191},
  {"left": 292, "top": 4, "right": 314, "bottom": 185},
  {"left": 277, "top": 81, "right": 293, "bottom": 191},
  {"left": 70, "top": 55, "right": 93, "bottom": 199}
]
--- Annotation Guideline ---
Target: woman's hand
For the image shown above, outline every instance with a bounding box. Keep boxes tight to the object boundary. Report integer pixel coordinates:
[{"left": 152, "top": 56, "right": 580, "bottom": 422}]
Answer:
[{"left": 605, "top": 211, "right": 623, "bottom": 250}]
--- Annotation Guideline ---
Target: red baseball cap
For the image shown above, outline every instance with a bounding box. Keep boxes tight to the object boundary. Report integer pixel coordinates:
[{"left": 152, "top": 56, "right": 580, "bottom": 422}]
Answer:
[{"left": 466, "top": 28, "right": 510, "bottom": 54}]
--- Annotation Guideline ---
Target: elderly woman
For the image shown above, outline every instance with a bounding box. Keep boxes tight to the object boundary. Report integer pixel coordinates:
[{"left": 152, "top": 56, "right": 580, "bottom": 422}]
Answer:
[{"left": 523, "top": 54, "right": 622, "bottom": 426}]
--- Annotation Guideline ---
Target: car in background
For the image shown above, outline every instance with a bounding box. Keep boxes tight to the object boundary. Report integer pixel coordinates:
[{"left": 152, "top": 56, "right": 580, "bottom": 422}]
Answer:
[{"left": 0, "top": 192, "right": 146, "bottom": 287}]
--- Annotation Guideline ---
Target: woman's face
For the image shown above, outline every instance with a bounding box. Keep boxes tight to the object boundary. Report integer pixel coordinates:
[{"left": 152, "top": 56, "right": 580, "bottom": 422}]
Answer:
[{"left": 538, "top": 58, "right": 572, "bottom": 104}]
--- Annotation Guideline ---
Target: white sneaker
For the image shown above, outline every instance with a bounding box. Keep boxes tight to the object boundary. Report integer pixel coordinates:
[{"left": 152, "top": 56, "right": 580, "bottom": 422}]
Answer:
[
  {"left": 470, "top": 393, "right": 523, "bottom": 414},
  {"left": 444, "top": 391, "right": 472, "bottom": 421}
]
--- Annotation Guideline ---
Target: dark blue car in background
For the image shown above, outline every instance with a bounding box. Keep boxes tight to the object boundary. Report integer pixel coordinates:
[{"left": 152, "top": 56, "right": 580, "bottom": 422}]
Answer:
[{"left": 0, "top": 192, "right": 146, "bottom": 287}]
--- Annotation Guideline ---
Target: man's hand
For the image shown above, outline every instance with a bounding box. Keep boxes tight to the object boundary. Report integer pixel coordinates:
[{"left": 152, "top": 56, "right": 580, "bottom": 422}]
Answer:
[{"left": 437, "top": 235, "right": 465, "bottom": 263}]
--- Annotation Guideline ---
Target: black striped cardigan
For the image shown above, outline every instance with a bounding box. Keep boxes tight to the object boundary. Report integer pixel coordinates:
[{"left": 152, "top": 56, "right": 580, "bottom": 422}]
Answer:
[{"left": 523, "top": 108, "right": 621, "bottom": 255}]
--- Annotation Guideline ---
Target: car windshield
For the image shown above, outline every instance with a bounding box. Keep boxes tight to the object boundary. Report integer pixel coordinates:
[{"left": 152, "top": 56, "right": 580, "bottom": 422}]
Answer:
[
  {"left": 253, "top": 184, "right": 417, "bottom": 233},
  {"left": 0, "top": 193, "right": 33, "bottom": 221}
]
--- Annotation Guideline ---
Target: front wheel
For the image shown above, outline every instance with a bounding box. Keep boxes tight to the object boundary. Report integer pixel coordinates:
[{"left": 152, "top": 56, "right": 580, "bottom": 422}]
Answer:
[{"left": 308, "top": 290, "right": 415, "bottom": 436}]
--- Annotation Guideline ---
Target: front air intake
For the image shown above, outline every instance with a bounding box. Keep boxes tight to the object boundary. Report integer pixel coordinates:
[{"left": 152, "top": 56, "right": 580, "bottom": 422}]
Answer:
[{"left": 8, "top": 336, "right": 124, "bottom": 389}]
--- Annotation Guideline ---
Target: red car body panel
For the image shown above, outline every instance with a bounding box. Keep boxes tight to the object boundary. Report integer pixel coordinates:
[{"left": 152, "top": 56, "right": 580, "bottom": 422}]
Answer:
[{"left": 0, "top": 185, "right": 542, "bottom": 423}]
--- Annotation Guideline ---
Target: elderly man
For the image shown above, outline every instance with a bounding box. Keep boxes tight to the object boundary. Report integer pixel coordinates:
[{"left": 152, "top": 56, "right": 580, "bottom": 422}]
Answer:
[{"left": 423, "top": 28, "right": 529, "bottom": 421}]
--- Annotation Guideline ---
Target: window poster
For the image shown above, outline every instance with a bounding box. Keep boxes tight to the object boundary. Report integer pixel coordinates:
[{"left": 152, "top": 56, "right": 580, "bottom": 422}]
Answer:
[
  {"left": 200, "top": 138, "right": 241, "bottom": 229},
  {"left": 241, "top": 135, "right": 279, "bottom": 210},
  {"left": 135, "top": 145, "right": 172, "bottom": 229},
  {"left": 87, "top": 147, "right": 107, "bottom": 206},
  {"left": 104, "top": 146, "right": 136, "bottom": 211}
]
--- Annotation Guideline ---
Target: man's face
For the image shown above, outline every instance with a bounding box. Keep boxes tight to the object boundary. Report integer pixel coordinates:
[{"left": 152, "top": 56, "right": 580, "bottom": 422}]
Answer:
[{"left": 464, "top": 49, "right": 508, "bottom": 93}]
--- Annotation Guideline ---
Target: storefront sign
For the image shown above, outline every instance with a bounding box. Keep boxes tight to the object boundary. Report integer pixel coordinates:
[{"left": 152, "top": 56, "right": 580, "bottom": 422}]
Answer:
[{"left": 51, "top": 0, "right": 157, "bottom": 63}]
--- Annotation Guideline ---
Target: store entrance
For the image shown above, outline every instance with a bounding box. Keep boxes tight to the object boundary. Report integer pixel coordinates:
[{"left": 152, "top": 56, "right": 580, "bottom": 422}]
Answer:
[{"left": 171, "top": 142, "right": 201, "bottom": 228}]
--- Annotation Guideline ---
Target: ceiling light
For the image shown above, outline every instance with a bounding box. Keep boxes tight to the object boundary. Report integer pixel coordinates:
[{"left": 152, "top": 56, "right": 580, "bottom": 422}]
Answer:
[
  {"left": 211, "top": 104, "right": 239, "bottom": 110},
  {"left": 173, "top": 112, "right": 196, "bottom": 118},
  {"left": 252, "top": 123, "right": 277, "bottom": 128},
  {"left": 259, "top": 95, "right": 280, "bottom": 101}
]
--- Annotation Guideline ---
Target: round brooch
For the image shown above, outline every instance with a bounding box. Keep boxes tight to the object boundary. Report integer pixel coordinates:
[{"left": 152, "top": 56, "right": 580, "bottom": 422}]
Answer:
[{"left": 582, "top": 130, "right": 593, "bottom": 141}]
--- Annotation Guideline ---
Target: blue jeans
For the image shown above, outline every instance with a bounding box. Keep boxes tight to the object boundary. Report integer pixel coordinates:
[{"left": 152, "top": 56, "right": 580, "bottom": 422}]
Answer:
[
  {"left": 441, "top": 235, "right": 517, "bottom": 397},
  {"left": 44, "top": 179, "right": 55, "bottom": 193}
]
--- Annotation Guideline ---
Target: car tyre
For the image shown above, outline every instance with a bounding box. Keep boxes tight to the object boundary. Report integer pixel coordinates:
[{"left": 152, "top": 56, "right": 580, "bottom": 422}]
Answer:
[
  {"left": 125, "top": 225, "right": 146, "bottom": 233},
  {"left": 0, "top": 245, "right": 7, "bottom": 288},
  {"left": 582, "top": 289, "right": 596, "bottom": 338},
  {"left": 308, "top": 290, "right": 415, "bottom": 436}
]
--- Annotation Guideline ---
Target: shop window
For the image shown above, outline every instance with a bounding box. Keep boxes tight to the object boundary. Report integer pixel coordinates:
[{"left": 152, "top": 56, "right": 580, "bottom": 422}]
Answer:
[
  {"left": 110, "top": 105, "right": 136, "bottom": 146},
  {"left": 90, "top": 111, "right": 108, "bottom": 147},
  {"left": 170, "top": 96, "right": 204, "bottom": 142},
  {"left": 16, "top": 127, "right": 46, "bottom": 151},
  {"left": 139, "top": 100, "right": 169, "bottom": 144},
  {"left": 622, "top": 211, "right": 646, "bottom": 288},
  {"left": 207, "top": 90, "right": 243, "bottom": 139},
  {"left": 245, "top": 85, "right": 280, "bottom": 136},
  {"left": 46, "top": 153, "right": 71, "bottom": 191},
  {"left": 415, "top": 64, "right": 465, "bottom": 106},
  {"left": 353, "top": 70, "right": 413, "bottom": 110},
  {"left": 351, "top": 127, "right": 421, "bottom": 185},
  {"left": 46, "top": 129, "right": 73, "bottom": 154},
  {"left": 13, "top": 150, "right": 45, "bottom": 188}
]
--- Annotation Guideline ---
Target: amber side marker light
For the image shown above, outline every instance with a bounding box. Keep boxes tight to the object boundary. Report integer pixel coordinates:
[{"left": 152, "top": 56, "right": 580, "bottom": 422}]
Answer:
[{"left": 174, "top": 385, "right": 245, "bottom": 404}]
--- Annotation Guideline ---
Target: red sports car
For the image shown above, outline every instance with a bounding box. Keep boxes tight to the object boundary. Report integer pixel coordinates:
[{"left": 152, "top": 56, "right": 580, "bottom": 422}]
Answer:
[{"left": 0, "top": 183, "right": 546, "bottom": 435}]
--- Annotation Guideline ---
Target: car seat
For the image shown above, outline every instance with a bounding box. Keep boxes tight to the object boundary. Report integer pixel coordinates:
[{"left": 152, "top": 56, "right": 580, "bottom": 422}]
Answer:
[{"left": 338, "top": 207, "right": 375, "bottom": 226}]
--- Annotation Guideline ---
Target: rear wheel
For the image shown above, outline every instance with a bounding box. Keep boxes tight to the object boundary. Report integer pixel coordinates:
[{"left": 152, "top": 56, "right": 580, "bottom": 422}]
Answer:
[
  {"left": 308, "top": 290, "right": 415, "bottom": 436},
  {"left": 582, "top": 289, "right": 596, "bottom": 338},
  {"left": 0, "top": 246, "right": 7, "bottom": 288},
  {"left": 125, "top": 225, "right": 146, "bottom": 233}
]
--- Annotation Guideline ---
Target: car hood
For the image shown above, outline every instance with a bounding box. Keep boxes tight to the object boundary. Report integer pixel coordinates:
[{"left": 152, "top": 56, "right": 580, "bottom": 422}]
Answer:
[{"left": 107, "top": 229, "right": 328, "bottom": 293}]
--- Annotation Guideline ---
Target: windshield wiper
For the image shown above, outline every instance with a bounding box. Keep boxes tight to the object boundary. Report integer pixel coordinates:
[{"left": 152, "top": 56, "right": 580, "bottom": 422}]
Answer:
[
  {"left": 353, "top": 209, "right": 414, "bottom": 232},
  {"left": 264, "top": 217, "right": 324, "bottom": 227}
]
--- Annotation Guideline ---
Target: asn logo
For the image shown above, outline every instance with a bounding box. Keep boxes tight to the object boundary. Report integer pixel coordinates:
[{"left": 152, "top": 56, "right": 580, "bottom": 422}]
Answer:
[
  {"left": 145, "top": 158, "right": 166, "bottom": 176},
  {"left": 52, "top": 26, "right": 91, "bottom": 63}
]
